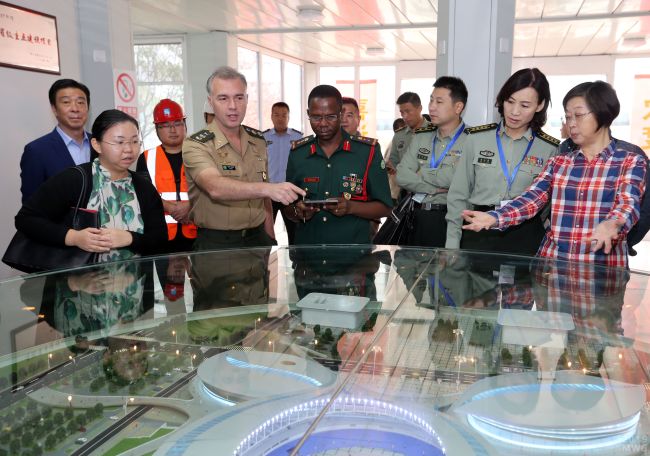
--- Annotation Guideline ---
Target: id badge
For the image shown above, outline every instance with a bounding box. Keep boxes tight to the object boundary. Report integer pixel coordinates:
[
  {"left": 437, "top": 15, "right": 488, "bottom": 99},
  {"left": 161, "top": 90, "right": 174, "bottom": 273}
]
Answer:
[
  {"left": 412, "top": 193, "right": 428, "bottom": 203},
  {"left": 498, "top": 264, "right": 516, "bottom": 285}
]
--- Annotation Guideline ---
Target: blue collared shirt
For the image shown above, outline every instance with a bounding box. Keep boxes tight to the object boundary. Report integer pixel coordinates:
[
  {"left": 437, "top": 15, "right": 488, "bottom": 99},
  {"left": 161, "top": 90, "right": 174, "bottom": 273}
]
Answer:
[
  {"left": 264, "top": 127, "right": 303, "bottom": 183},
  {"left": 56, "top": 126, "right": 91, "bottom": 165}
]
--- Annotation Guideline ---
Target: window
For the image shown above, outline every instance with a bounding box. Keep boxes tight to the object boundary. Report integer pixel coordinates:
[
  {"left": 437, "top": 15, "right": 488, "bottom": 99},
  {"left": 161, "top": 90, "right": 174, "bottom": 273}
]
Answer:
[
  {"left": 284, "top": 61, "right": 303, "bottom": 132},
  {"left": 134, "top": 41, "right": 185, "bottom": 150},
  {"left": 238, "top": 47, "right": 260, "bottom": 129},
  {"left": 261, "top": 55, "right": 282, "bottom": 131},
  {"left": 238, "top": 46, "right": 303, "bottom": 132},
  {"left": 320, "top": 65, "right": 396, "bottom": 149},
  {"left": 614, "top": 58, "right": 650, "bottom": 147}
]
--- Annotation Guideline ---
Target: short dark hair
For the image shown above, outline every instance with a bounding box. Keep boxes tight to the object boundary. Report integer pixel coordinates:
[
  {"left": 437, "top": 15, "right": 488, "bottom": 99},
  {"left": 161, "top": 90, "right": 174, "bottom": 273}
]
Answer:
[
  {"left": 48, "top": 79, "right": 90, "bottom": 106},
  {"left": 392, "top": 118, "right": 406, "bottom": 132},
  {"left": 91, "top": 109, "right": 139, "bottom": 142},
  {"left": 396, "top": 92, "right": 421, "bottom": 107},
  {"left": 308, "top": 85, "right": 342, "bottom": 111},
  {"left": 342, "top": 97, "right": 359, "bottom": 110},
  {"left": 495, "top": 68, "right": 550, "bottom": 132},
  {"left": 272, "top": 102, "right": 290, "bottom": 112},
  {"left": 562, "top": 81, "right": 620, "bottom": 131},
  {"left": 433, "top": 76, "right": 468, "bottom": 107}
]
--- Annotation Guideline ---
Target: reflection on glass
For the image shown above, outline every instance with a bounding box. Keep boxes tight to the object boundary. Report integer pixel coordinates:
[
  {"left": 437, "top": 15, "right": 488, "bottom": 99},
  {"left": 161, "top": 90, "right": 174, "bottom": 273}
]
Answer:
[{"left": 1, "top": 247, "right": 649, "bottom": 455}]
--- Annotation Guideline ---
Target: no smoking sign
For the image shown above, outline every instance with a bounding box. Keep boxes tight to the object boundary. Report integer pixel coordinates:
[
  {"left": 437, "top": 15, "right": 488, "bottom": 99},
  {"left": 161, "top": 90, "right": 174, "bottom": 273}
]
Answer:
[{"left": 116, "top": 73, "right": 135, "bottom": 103}]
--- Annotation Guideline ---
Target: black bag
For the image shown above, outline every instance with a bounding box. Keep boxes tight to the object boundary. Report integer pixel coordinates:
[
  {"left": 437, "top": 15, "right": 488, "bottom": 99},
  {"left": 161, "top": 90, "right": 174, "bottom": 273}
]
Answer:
[
  {"left": 372, "top": 193, "right": 415, "bottom": 245},
  {"left": 3, "top": 167, "right": 99, "bottom": 273}
]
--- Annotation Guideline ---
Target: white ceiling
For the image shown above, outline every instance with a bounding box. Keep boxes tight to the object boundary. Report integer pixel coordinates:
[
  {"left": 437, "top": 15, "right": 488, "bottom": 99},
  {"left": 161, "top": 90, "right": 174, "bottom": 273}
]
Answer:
[{"left": 131, "top": 0, "right": 650, "bottom": 63}]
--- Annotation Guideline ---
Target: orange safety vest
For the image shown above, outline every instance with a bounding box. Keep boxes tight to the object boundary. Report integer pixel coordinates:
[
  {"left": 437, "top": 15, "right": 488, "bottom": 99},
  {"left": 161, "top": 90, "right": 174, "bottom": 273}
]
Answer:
[{"left": 144, "top": 146, "right": 197, "bottom": 240}]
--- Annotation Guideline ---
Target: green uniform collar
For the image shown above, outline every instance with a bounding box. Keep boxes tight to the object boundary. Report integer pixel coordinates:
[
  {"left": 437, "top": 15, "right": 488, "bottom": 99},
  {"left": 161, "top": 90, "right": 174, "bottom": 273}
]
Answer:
[{"left": 497, "top": 120, "right": 534, "bottom": 142}]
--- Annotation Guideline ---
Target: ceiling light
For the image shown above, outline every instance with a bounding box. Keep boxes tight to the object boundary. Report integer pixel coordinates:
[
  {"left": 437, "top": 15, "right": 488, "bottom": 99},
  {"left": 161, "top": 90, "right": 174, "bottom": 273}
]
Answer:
[
  {"left": 622, "top": 35, "right": 646, "bottom": 48},
  {"left": 297, "top": 4, "right": 324, "bottom": 23},
  {"left": 366, "top": 47, "right": 385, "bottom": 56}
]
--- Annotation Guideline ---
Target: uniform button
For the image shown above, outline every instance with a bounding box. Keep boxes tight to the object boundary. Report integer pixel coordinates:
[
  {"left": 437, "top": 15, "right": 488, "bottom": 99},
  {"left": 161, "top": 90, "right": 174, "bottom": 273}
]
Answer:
[
  {"left": 327, "top": 163, "right": 331, "bottom": 168},
  {"left": 325, "top": 191, "right": 330, "bottom": 196},
  {"left": 322, "top": 217, "right": 327, "bottom": 222}
]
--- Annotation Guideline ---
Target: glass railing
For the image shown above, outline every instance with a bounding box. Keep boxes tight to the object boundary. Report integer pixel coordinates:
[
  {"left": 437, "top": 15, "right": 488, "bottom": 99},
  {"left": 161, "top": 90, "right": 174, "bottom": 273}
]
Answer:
[{"left": 0, "top": 246, "right": 648, "bottom": 455}]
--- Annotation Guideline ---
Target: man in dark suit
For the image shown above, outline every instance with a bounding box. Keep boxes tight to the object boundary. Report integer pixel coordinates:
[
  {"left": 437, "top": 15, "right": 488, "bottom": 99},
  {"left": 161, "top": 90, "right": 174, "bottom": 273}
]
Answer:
[{"left": 20, "top": 79, "right": 93, "bottom": 203}]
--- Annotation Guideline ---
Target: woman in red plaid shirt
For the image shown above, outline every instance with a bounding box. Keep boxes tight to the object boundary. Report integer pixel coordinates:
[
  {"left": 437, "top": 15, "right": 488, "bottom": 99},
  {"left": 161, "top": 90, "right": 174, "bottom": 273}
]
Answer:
[{"left": 462, "top": 81, "right": 647, "bottom": 268}]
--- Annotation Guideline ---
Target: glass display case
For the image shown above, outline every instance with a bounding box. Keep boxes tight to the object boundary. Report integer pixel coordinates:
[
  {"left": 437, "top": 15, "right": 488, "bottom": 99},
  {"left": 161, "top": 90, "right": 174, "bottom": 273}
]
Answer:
[{"left": 0, "top": 245, "right": 648, "bottom": 455}]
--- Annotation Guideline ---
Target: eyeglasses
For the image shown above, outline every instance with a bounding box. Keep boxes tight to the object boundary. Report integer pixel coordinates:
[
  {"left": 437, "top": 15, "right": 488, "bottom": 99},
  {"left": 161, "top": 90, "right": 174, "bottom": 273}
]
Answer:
[
  {"left": 157, "top": 120, "right": 185, "bottom": 129},
  {"left": 308, "top": 114, "right": 339, "bottom": 123},
  {"left": 101, "top": 139, "right": 142, "bottom": 149},
  {"left": 563, "top": 111, "right": 592, "bottom": 124}
]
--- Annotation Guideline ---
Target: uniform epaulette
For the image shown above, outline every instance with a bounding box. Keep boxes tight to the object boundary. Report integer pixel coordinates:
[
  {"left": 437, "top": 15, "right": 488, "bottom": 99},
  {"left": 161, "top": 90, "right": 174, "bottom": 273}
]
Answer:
[
  {"left": 537, "top": 130, "right": 560, "bottom": 146},
  {"left": 243, "top": 125, "right": 265, "bottom": 139},
  {"left": 263, "top": 128, "right": 271, "bottom": 133},
  {"left": 291, "top": 135, "right": 315, "bottom": 150},
  {"left": 394, "top": 125, "right": 407, "bottom": 133},
  {"left": 350, "top": 135, "right": 378, "bottom": 146},
  {"left": 414, "top": 125, "right": 437, "bottom": 134},
  {"left": 291, "top": 128, "right": 303, "bottom": 135},
  {"left": 188, "top": 129, "right": 215, "bottom": 143},
  {"left": 465, "top": 123, "right": 498, "bottom": 134}
]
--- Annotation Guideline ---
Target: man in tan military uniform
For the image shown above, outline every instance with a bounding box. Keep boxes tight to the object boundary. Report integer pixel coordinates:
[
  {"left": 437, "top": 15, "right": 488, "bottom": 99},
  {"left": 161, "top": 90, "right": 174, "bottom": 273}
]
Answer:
[
  {"left": 183, "top": 67, "right": 304, "bottom": 311},
  {"left": 183, "top": 66, "right": 305, "bottom": 250},
  {"left": 397, "top": 76, "right": 469, "bottom": 247}
]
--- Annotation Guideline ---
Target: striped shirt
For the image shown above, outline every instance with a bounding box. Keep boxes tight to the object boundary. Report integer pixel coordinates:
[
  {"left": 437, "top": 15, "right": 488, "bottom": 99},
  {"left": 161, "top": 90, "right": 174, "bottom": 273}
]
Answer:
[{"left": 489, "top": 139, "right": 647, "bottom": 268}]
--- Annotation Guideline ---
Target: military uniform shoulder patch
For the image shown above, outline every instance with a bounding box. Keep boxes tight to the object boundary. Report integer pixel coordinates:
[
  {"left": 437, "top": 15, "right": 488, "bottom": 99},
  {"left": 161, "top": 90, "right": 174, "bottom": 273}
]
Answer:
[
  {"left": 414, "top": 125, "right": 437, "bottom": 134},
  {"left": 394, "top": 125, "right": 407, "bottom": 133},
  {"left": 537, "top": 130, "right": 560, "bottom": 146},
  {"left": 465, "top": 123, "right": 498, "bottom": 134},
  {"left": 350, "top": 135, "right": 378, "bottom": 146},
  {"left": 242, "top": 124, "right": 265, "bottom": 139},
  {"left": 188, "top": 129, "right": 215, "bottom": 144},
  {"left": 291, "top": 135, "right": 316, "bottom": 150}
]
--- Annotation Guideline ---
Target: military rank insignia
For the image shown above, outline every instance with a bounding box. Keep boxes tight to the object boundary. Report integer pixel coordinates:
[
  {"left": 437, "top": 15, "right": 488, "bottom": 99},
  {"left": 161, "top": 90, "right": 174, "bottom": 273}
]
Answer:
[
  {"left": 343, "top": 140, "right": 351, "bottom": 151},
  {"left": 478, "top": 158, "right": 492, "bottom": 164},
  {"left": 479, "top": 150, "right": 495, "bottom": 157},
  {"left": 189, "top": 129, "right": 215, "bottom": 143},
  {"left": 222, "top": 164, "right": 237, "bottom": 171}
]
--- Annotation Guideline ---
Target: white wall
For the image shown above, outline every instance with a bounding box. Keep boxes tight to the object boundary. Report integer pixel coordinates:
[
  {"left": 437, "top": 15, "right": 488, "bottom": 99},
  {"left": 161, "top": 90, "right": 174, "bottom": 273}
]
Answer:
[{"left": 0, "top": 0, "right": 83, "bottom": 279}]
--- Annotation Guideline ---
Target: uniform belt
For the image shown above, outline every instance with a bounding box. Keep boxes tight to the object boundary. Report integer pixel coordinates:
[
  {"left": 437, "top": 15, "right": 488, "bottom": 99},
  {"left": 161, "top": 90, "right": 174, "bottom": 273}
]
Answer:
[
  {"left": 474, "top": 204, "right": 497, "bottom": 212},
  {"left": 198, "top": 225, "right": 263, "bottom": 239},
  {"left": 416, "top": 202, "right": 447, "bottom": 211}
]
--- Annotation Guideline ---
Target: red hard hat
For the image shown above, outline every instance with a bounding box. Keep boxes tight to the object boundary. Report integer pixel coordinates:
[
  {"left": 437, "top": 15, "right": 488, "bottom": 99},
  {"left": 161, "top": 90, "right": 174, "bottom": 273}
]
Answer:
[{"left": 153, "top": 99, "right": 185, "bottom": 124}]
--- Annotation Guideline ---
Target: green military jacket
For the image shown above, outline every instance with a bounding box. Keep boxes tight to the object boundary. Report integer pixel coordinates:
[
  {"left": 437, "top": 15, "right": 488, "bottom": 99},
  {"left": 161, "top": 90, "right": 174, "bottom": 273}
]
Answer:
[
  {"left": 445, "top": 121, "right": 559, "bottom": 249},
  {"left": 396, "top": 121, "right": 469, "bottom": 205},
  {"left": 388, "top": 119, "right": 433, "bottom": 167},
  {"left": 286, "top": 130, "right": 392, "bottom": 245}
]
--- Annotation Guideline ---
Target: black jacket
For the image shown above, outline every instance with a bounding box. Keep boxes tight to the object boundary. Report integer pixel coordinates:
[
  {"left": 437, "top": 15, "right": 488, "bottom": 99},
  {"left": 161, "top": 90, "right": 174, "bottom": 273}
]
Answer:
[{"left": 16, "top": 161, "right": 167, "bottom": 256}]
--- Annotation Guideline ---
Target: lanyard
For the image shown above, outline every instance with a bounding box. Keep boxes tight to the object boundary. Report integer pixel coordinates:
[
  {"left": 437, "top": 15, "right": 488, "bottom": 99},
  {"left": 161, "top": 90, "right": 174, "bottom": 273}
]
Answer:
[
  {"left": 496, "top": 124, "right": 535, "bottom": 191},
  {"left": 429, "top": 123, "right": 465, "bottom": 169},
  {"left": 429, "top": 277, "right": 456, "bottom": 307}
]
